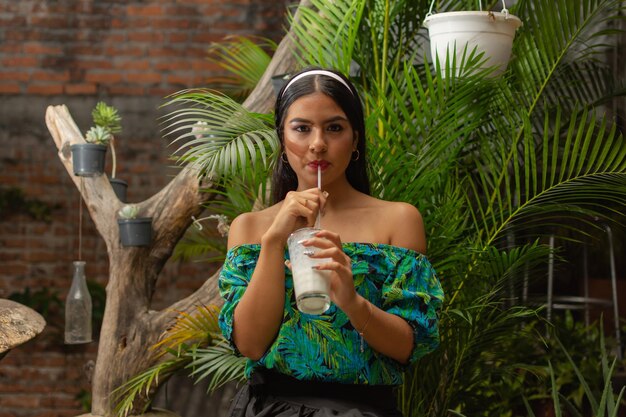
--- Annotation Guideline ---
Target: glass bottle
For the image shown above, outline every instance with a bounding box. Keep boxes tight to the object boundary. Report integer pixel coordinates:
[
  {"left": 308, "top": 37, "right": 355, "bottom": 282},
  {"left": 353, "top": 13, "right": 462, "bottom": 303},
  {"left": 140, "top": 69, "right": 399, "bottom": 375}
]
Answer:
[{"left": 64, "top": 261, "right": 92, "bottom": 344}]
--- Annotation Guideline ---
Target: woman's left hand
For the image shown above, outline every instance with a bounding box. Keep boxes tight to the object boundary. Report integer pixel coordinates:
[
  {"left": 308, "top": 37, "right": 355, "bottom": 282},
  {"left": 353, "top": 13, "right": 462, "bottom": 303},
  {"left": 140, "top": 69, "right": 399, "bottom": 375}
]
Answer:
[{"left": 302, "top": 230, "right": 358, "bottom": 311}]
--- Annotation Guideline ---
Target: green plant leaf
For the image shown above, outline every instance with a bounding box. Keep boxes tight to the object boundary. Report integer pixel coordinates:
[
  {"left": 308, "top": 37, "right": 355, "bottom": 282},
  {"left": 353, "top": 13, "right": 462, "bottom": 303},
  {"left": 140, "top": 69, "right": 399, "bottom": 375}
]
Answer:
[{"left": 162, "top": 90, "right": 279, "bottom": 180}]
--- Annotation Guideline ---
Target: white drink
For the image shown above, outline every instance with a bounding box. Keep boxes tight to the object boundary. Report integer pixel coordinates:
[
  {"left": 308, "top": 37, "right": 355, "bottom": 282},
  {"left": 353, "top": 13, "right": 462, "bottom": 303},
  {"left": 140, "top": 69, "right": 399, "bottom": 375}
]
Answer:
[{"left": 287, "top": 227, "right": 331, "bottom": 315}]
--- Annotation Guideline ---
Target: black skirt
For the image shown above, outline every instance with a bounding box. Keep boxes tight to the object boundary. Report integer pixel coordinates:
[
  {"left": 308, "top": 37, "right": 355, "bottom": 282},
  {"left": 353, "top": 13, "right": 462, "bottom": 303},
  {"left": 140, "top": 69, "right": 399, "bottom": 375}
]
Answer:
[{"left": 226, "top": 369, "right": 404, "bottom": 417}]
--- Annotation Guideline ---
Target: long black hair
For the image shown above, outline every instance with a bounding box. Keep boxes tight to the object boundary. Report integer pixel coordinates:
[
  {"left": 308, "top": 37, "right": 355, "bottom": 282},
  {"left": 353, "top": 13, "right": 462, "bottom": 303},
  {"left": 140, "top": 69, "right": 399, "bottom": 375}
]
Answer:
[{"left": 271, "top": 67, "right": 370, "bottom": 203}]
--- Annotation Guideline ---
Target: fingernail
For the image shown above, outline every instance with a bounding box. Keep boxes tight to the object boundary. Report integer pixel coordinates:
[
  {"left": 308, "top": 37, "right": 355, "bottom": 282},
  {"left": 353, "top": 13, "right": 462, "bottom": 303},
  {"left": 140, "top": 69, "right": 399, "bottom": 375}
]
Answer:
[
  {"left": 323, "top": 191, "right": 329, "bottom": 198},
  {"left": 303, "top": 249, "right": 315, "bottom": 256}
]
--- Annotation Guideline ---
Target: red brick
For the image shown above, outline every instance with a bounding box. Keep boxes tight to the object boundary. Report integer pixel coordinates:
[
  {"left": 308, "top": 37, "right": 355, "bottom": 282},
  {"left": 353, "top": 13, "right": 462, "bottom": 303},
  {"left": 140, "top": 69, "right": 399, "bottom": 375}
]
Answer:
[
  {"left": 101, "top": 33, "right": 127, "bottom": 43},
  {"left": 103, "top": 46, "right": 144, "bottom": 57},
  {"left": 192, "top": 60, "right": 220, "bottom": 71},
  {"left": 128, "top": 31, "right": 165, "bottom": 43},
  {"left": 213, "top": 22, "right": 246, "bottom": 31},
  {"left": 147, "top": 47, "right": 184, "bottom": 57},
  {"left": 77, "top": 16, "right": 112, "bottom": 30},
  {"left": 149, "top": 87, "right": 179, "bottom": 96},
  {"left": 2, "top": 56, "right": 39, "bottom": 67},
  {"left": 191, "top": 33, "right": 224, "bottom": 43},
  {"left": 74, "top": 59, "right": 113, "bottom": 70},
  {"left": 26, "top": 84, "right": 63, "bottom": 95},
  {"left": 118, "top": 59, "right": 150, "bottom": 71},
  {"left": 110, "top": 17, "right": 126, "bottom": 29},
  {"left": 0, "top": 264, "right": 28, "bottom": 275},
  {"left": 0, "top": 394, "right": 40, "bottom": 408},
  {"left": 151, "top": 19, "right": 193, "bottom": 29},
  {"left": 32, "top": 71, "right": 70, "bottom": 82},
  {"left": 0, "top": 71, "right": 30, "bottom": 82},
  {"left": 167, "top": 73, "right": 206, "bottom": 85},
  {"left": 167, "top": 33, "right": 189, "bottom": 43},
  {"left": 30, "top": 16, "right": 74, "bottom": 28},
  {"left": 0, "top": 83, "right": 21, "bottom": 94},
  {"left": 64, "top": 83, "right": 97, "bottom": 95},
  {"left": 29, "top": 355, "right": 67, "bottom": 367},
  {"left": 163, "top": 5, "right": 201, "bottom": 15},
  {"left": 23, "top": 252, "right": 63, "bottom": 262},
  {"left": 1, "top": 238, "right": 27, "bottom": 248},
  {"left": 66, "top": 45, "right": 104, "bottom": 55},
  {"left": 0, "top": 43, "right": 21, "bottom": 53},
  {"left": 106, "top": 85, "right": 145, "bottom": 95},
  {"left": 32, "top": 2, "right": 76, "bottom": 13},
  {"left": 40, "top": 395, "right": 82, "bottom": 407},
  {"left": 85, "top": 72, "right": 123, "bottom": 84},
  {"left": 0, "top": 383, "right": 23, "bottom": 393},
  {"left": 156, "top": 61, "right": 193, "bottom": 71},
  {"left": 125, "top": 72, "right": 162, "bottom": 84},
  {"left": 3, "top": 30, "right": 27, "bottom": 41},
  {"left": 23, "top": 43, "right": 63, "bottom": 55},
  {"left": 0, "top": 16, "right": 27, "bottom": 27},
  {"left": 126, "top": 5, "right": 164, "bottom": 16}
]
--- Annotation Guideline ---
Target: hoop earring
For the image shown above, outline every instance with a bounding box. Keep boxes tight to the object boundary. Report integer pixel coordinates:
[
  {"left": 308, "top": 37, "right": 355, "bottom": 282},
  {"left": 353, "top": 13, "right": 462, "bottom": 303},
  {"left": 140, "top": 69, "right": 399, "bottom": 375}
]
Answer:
[
  {"left": 281, "top": 152, "right": 289, "bottom": 164},
  {"left": 351, "top": 149, "right": 360, "bottom": 161}
]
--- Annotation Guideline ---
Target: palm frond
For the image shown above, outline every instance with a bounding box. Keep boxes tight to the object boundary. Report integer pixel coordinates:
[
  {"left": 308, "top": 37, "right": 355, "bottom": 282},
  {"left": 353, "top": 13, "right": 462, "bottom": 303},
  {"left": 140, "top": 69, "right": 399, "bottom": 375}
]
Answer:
[
  {"left": 112, "top": 356, "right": 189, "bottom": 417},
  {"left": 467, "top": 105, "right": 626, "bottom": 247},
  {"left": 205, "top": 35, "right": 276, "bottom": 100},
  {"left": 162, "top": 90, "right": 279, "bottom": 180},
  {"left": 113, "top": 305, "right": 245, "bottom": 414},
  {"left": 368, "top": 60, "right": 495, "bottom": 202},
  {"left": 290, "top": 0, "right": 366, "bottom": 73},
  {"left": 153, "top": 305, "right": 222, "bottom": 356},
  {"left": 187, "top": 340, "right": 247, "bottom": 393},
  {"left": 512, "top": 0, "right": 625, "bottom": 111}
]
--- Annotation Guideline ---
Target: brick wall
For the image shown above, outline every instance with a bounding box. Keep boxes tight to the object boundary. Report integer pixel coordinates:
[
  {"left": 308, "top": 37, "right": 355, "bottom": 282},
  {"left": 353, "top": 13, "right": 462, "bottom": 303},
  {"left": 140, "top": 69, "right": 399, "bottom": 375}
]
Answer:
[
  {"left": 0, "top": 1, "right": 288, "bottom": 416},
  {"left": 0, "top": 0, "right": 285, "bottom": 96}
]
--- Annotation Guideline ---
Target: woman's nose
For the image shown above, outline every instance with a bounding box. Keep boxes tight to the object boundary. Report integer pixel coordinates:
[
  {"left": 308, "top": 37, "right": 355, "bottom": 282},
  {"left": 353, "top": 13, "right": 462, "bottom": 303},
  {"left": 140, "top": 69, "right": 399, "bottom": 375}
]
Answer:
[{"left": 309, "top": 130, "right": 327, "bottom": 153}]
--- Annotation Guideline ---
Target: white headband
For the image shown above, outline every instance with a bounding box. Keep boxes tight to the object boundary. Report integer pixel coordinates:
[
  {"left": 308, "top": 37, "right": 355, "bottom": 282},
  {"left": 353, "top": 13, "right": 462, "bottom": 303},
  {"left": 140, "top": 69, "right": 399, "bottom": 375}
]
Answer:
[{"left": 280, "top": 70, "right": 353, "bottom": 97}]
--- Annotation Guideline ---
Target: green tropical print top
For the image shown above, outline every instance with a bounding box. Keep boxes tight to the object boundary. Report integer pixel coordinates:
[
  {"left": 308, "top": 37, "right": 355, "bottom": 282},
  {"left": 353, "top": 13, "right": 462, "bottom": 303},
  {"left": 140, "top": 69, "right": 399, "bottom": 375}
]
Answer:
[{"left": 218, "top": 242, "right": 444, "bottom": 385}]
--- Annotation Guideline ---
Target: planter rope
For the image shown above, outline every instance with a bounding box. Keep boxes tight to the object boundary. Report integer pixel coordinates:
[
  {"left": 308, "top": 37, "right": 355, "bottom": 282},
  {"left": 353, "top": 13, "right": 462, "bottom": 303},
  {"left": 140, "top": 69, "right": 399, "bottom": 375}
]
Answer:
[{"left": 426, "top": 0, "right": 510, "bottom": 18}]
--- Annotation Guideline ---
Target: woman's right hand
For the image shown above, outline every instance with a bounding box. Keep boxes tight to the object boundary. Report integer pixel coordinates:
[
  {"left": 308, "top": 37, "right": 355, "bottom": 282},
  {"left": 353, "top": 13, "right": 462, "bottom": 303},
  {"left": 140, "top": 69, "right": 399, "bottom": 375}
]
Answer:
[
  {"left": 263, "top": 188, "right": 327, "bottom": 244},
  {"left": 234, "top": 188, "right": 326, "bottom": 359}
]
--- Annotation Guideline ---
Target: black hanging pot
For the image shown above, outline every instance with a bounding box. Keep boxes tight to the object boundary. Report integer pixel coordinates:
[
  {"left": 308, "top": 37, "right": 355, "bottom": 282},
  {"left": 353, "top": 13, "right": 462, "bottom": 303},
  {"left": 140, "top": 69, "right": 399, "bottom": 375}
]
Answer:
[
  {"left": 271, "top": 73, "right": 291, "bottom": 96},
  {"left": 118, "top": 218, "right": 152, "bottom": 247},
  {"left": 70, "top": 144, "right": 107, "bottom": 177},
  {"left": 109, "top": 178, "right": 128, "bottom": 203}
]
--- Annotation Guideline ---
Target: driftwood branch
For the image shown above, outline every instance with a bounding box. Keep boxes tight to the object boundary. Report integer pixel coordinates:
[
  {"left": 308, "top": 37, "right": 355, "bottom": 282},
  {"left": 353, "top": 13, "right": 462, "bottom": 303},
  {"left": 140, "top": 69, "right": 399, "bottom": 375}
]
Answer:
[{"left": 45, "top": 104, "right": 215, "bottom": 415}]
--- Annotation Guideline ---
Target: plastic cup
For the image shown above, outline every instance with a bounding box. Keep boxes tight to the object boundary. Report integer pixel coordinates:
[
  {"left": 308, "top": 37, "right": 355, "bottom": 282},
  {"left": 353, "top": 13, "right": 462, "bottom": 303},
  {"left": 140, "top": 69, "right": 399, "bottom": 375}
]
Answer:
[{"left": 287, "top": 227, "right": 331, "bottom": 315}]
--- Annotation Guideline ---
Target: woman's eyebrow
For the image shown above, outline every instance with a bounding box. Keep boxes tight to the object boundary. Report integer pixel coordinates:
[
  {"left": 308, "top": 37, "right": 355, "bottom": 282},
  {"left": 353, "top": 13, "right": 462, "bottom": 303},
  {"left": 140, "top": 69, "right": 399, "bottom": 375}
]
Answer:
[{"left": 288, "top": 115, "right": 348, "bottom": 124}]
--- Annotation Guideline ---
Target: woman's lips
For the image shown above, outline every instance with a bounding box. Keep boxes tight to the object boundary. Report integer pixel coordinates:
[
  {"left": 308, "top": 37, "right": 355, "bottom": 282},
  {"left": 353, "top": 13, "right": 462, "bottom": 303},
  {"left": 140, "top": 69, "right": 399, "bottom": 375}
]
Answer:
[{"left": 308, "top": 160, "right": 330, "bottom": 170}]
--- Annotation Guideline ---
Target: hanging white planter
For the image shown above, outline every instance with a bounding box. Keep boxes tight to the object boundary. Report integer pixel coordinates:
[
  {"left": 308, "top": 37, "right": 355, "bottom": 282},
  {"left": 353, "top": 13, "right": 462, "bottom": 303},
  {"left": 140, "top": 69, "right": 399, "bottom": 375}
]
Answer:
[{"left": 423, "top": 1, "right": 522, "bottom": 77}]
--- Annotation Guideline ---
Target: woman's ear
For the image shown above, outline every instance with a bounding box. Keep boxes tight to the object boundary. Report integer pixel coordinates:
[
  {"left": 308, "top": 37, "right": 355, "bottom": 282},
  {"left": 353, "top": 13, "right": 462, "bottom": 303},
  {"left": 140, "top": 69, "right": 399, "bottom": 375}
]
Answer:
[{"left": 353, "top": 132, "right": 359, "bottom": 150}]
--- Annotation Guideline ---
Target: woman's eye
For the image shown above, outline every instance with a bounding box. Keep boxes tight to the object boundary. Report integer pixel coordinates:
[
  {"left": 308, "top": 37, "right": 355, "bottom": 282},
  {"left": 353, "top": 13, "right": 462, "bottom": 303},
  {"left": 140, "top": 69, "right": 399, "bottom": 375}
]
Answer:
[
  {"left": 327, "top": 124, "right": 343, "bottom": 132},
  {"left": 294, "top": 125, "right": 310, "bottom": 133}
]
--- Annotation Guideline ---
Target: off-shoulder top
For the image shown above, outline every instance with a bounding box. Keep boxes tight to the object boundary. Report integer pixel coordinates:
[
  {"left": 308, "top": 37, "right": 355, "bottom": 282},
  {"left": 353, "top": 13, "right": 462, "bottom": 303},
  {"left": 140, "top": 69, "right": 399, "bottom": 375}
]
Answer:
[{"left": 218, "top": 242, "right": 444, "bottom": 386}]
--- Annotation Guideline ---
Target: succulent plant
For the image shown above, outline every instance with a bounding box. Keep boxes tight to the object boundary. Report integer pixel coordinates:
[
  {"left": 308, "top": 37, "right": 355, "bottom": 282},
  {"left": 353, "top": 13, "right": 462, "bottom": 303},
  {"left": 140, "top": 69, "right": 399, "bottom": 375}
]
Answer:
[
  {"left": 85, "top": 102, "right": 123, "bottom": 178},
  {"left": 85, "top": 126, "right": 113, "bottom": 145},
  {"left": 92, "top": 102, "right": 122, "bottom": 134},
  {"left": 118, "top": 204, "right": 140, "bottom": 220}
]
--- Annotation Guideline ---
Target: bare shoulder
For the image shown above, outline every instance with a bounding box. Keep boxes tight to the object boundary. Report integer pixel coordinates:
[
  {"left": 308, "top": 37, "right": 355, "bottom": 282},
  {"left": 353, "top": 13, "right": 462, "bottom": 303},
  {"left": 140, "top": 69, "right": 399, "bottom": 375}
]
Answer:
[
  {"left": 227, "top": 204, "right": 281, "bottom": 249},
  {"left": 376, "top": 199, "right": 427, "bottom": 254}
]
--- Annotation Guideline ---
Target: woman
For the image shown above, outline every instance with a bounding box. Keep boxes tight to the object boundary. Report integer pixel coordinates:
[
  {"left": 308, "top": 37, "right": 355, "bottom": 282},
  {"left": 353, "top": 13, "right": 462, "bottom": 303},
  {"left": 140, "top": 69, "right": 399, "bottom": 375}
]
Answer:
[{"left": 218, "top": 68, "right": 444, "bottom": 417}]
